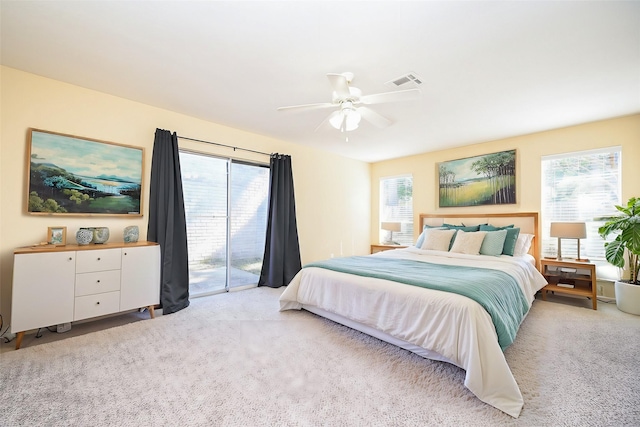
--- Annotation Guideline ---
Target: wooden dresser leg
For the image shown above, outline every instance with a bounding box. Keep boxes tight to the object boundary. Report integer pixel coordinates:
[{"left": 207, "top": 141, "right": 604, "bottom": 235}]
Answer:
[
  {"left": 148, "top": 305, "right": 155, "bottom": 319},
  {"left": 15, "top": 331, "right": 24, "bottom": 350}
]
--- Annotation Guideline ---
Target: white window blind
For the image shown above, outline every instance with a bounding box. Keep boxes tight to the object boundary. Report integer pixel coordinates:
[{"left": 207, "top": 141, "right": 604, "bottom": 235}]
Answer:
[
  {"left": 379, "top": 175, "right": 413, "bottom": 245},
  {"left": 541, "top": 147, "right": 621, "bottom": 261}
]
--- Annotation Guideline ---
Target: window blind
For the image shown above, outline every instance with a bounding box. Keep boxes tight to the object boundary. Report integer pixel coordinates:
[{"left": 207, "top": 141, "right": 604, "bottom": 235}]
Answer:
[
  {"left": 541, "top": 147, "right": 621, "bottom": 261},
  {"left": 379, "top": 175, "right": 413, "bottom": 245}
]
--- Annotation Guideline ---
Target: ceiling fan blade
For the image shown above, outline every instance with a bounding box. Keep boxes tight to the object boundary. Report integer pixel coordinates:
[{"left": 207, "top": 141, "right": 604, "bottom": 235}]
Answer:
[
  {"left": 358, "top": 106, "right": 392, "bottom": 128},
  {"left": 359, "top": 88, "right": 420, "bottom": 105},
  {"left": 277, "top": 102, "right": 335, "bottom": 112},
  {"left": 314, "top": 110, "right": 341, "bottom": 132},
  {"left": 327, "top": 73, "right": 351, "bottom": 99}
]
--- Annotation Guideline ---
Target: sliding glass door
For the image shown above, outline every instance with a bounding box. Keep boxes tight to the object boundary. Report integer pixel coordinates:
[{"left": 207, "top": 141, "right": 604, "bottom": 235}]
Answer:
[{"left": 180, "top": 151, "right": 269, "bottom": 296}]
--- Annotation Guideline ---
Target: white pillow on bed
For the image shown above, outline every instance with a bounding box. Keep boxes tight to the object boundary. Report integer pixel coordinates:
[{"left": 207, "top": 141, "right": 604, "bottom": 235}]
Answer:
[
  {"left": 414, "top": 225, "right": 446, "bottom": 248},
  {"left": 513, "top": 233, "right": 534, "bottom": 256},
  {"left": 449, "top": 230, "right": 487, "bottom": 255},
  {"left": 420, "top": 228, "right": 457, "bottom": 251}
]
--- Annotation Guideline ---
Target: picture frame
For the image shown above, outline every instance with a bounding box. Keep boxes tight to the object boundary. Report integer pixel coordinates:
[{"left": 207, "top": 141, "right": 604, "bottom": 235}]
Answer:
[
  {"left": 47, "top": 226, "right": 67, "bottom": 246},
  {"left": 26, "top": 129, "right": 144, "bottom": 216},
  {"left": 438, "top": 149, "right": 516, "bottom": 207}
]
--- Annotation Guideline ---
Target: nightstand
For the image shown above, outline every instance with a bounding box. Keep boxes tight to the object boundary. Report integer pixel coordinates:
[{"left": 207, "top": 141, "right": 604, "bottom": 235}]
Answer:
[
  {"left": 371, "top": 244, "right": 408, "bottom": 254},
  {"left": 540, "top": 259, "right": 597, "bottom": 310}
]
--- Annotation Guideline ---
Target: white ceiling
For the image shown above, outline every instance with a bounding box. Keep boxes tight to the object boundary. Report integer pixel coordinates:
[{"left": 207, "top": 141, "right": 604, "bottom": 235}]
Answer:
[{"left": 2, "top": 1, "right": 639, "bottom": 163}]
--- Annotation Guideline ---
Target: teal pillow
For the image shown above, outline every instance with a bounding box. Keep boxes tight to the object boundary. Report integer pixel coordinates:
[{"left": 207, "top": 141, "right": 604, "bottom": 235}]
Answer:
[
  {"left": 479, "top": 225, "right": 520, "bottom": 256},
  {"left": 479, "top": 224, "right": 514, "bottom": 230},
  {"left": 479, "top": 230, "right": 508, "bottom": 256},
  {"left": 443, "top": 223, "right": 480, "bottom": 232}
]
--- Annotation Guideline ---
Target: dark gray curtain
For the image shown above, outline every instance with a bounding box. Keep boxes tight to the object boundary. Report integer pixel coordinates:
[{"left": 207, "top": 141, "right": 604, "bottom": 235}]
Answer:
[
  {"left": 147, "top": 129, "right": 190, "bottom": 314},
  {"left": 258, "top": 154, "right": 302, "bottom": 288}
]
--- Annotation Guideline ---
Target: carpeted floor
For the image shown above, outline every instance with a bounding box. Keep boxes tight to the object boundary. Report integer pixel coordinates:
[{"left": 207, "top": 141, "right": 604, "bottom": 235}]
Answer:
[{"left": 1, "top": 287, "right": 638, "bottom": 426}]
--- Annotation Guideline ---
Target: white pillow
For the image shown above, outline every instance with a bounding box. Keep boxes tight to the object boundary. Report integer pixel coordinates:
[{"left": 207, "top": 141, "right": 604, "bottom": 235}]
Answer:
[
  {"left": 449, "top": 230, "right": 487, "bottom": 255},
  {"left": 420, "top": 228, "right": 457, "bottom": 252},
  {"left": 513, "top": 233, "right": 535, "bottom": 256}
]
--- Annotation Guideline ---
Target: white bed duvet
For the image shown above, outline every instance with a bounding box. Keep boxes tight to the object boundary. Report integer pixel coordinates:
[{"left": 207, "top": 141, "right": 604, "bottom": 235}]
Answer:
[{"left": 279, "top": 247, "right": 548, "bottom": 417}]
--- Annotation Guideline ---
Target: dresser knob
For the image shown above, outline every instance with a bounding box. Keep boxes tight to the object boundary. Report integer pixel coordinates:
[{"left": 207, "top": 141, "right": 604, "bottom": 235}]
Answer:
[
  {"left": 96, "top": 301, "right": 100, "bottom": 305},
  {"left": 97, "top": 258, "right": 101, "bottom": 261},
  {"left": 68, "top": 257, "right": 72, "bottom": 261},
  {"left": 97, "top": 280, "right": 101, "bottom": 283}
]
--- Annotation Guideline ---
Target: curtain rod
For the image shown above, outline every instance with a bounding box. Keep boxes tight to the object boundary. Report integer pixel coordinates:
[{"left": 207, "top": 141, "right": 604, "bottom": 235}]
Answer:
[{"left": 178, "top": 135, "right": 272, "bottom": 157}]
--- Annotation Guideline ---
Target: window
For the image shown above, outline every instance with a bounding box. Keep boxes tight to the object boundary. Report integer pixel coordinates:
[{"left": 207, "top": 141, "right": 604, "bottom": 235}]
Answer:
[
  {"left": 379, "top": 175, "right": 413, "bottom": 245},
  {"left": 541, "top": 147, "right": 621, "bottom": 263}
]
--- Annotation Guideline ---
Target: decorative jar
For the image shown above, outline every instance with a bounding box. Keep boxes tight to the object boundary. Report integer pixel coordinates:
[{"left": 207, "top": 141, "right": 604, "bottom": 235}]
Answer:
[
  {"left": 92, "top": 227, "right": 110, "bottom": 244},
  {"left": 123, "top": 225, "right": 139, "bottom": 243},
  {"left": 75, "top": 228, "right": 93, "bottom": 246}
]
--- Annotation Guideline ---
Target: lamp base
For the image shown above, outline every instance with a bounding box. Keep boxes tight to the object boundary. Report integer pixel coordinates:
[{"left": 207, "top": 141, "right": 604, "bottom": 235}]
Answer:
[{"left": 575, "top": 258, "right": 590, "bottom": 262}]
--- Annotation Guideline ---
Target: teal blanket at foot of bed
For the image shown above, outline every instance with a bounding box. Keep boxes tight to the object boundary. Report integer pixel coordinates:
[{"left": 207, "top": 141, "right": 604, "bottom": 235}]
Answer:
[{"left": 304, "top": 256, "right": 529, "bottom": 350}]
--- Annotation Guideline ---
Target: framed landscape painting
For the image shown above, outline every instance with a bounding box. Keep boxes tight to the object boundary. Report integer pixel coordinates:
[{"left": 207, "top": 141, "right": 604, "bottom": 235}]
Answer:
[
  {"left": 438, "top": 149, "right": 516, "bottom": 207},
  {"left": 27, "top": 129, "right": 144, "bottom": 216}
]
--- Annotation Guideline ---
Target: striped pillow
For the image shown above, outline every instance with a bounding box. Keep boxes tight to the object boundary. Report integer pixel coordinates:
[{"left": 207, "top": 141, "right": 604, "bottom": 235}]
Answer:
[
  {"left": 479, "top": 230, "right": 508, "bottom": 256},
  {"left": 479, "top": 225, "right": 521, "bottom": 256}
]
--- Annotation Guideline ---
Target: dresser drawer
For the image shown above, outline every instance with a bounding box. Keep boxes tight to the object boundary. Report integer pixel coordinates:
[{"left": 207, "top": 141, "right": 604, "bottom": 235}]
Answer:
[
  {"left": 76, "top": 249, "right": 121, "bottom": 273},
  {"left": 74, "top": 291, "right": 120, "bottom": 321},
  {"left": 75, "top": 270, "right": 121, "bottom": 297}
]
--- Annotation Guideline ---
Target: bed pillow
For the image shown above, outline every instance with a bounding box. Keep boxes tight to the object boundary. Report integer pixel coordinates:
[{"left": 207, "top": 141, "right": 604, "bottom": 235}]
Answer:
[
  {"left": 420, "top": 228, "right": 457, "bottom": 252},
  {"left": 479, "top": 229, "right": 508, "bottom": 256},
  {"left": 513, "top": 233, "right": 535, "bottom": 257},
  {"left": 479, "top": 224, "right": 520, "bottom": 256},
  {"left": 414, "top": 225, "right": 445, "bottom": 248},
  {"left": 449, "top": 230, "right": 487, "bottom": 255},
  {"left": 443, "top": 223, "right": 480, "bottom": 232}
]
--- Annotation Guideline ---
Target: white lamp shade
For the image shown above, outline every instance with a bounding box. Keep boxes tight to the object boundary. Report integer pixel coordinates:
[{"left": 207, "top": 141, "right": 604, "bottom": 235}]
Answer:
[
  {"left": 550, "top": 222, "right": 587, "bottom": 239},
  {"left": 329, "top": 104, "right": 361, "bottom": 132},
  {"left": 381, "top": 222, "right": 401, "bottom": 232}
]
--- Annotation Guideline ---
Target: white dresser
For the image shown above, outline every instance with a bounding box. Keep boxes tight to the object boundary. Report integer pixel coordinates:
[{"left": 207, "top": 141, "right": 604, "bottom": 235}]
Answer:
[{"left": 11, "top": 241, "right": 160, "bottom": 349}]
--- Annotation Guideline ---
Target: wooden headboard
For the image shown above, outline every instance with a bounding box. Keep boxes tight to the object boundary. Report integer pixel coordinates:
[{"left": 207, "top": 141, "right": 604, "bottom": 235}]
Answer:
[{"left": 420, "top": 212, "right": 540, "bottom": 268}]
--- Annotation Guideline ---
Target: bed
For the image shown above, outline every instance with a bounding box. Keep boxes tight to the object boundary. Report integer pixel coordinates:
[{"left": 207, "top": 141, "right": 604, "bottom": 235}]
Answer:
[{"left": 279, "top": 212, "right": 547, "bottom": 418}]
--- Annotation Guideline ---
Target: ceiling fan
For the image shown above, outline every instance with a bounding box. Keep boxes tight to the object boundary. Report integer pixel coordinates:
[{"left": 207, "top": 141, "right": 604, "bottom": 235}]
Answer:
[{"left": 277, "top": 72, "right": 420, "bottom": 133}]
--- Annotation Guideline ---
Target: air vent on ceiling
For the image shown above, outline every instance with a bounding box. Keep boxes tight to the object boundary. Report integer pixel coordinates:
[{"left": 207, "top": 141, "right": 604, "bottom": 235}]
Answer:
[{"left": 385, "top": 72, "right": 423, "bottom": 88}]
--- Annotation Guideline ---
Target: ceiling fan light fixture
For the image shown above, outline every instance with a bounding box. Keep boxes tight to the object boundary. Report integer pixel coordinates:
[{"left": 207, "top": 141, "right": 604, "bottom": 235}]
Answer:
[{"left": 329, "top": 106, "right": 361, "bottom": 132}]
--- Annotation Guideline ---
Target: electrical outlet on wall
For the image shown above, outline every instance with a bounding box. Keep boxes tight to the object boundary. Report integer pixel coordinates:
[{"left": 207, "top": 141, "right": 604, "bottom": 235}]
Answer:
[{"left": 597, "top": 285, "right": 604, "bottom": 295}]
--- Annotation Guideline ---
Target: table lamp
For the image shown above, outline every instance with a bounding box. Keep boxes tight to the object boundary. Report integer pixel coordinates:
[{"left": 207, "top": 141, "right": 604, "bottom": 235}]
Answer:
[
  {"left": 381, "top": 221, "right": 401, "bottom": 245},
  {"left": 550, "top": 222, "right": 588, "bottom": 261}
]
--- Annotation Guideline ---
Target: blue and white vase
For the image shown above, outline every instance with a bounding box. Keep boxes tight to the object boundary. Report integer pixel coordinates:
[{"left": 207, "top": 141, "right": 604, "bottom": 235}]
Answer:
[
  {"left": 92, "top": 227, "right": 110, "bottom": 244},
  {"left": 123, "top": 225, "right": 139, "bottom": 243},
  {"left": 76, "top": 228, "right": 93, "bottom": 245}
]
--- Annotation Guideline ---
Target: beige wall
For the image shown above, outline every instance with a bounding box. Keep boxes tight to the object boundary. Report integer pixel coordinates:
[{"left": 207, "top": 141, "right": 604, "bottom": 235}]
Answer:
[
  {"left": 0, "top": 66, "right": 371, "bottom": 317},
  {"left": 371, "top": 114, "right": 640, "bottom": 242}
]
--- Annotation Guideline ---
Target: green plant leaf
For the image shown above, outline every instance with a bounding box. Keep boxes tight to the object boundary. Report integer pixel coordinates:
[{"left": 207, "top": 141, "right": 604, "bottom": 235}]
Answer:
[{"left": 604, "top": 238, "right": 626, "bottom": 268}]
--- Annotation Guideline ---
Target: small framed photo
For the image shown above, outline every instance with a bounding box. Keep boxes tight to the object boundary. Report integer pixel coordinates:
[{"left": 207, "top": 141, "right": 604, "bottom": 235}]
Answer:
[{"left": 48, "top": 226, "right": 67, "bottom": 246}]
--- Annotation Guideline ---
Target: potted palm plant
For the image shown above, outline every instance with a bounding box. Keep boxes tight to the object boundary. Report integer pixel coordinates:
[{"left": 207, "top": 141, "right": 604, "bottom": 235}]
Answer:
[{"left": 598, "top": 197, "right": 640, "bottom": 315}]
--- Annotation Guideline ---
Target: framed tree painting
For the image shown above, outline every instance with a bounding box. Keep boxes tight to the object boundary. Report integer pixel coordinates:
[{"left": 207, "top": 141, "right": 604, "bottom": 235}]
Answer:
[
  {"left": 438, "top": 149, "right": 516, "bottom": 207},
  {"left": 26, "top": 129, "right": 144, "bottom": 216}
]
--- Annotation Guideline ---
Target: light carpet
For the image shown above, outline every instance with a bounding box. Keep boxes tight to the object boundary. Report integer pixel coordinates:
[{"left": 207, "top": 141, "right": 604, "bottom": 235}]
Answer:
[{"left": 1, "top": 287, "right": 638, "bottom": 426}]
